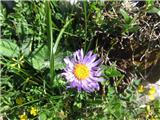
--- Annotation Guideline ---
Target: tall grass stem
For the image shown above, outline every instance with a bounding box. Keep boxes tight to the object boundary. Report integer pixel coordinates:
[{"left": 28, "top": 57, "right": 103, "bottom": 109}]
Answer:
[
  {"left": 83, "top": 0, "right": 88, "bottom": 52},
  {"left": 53, "top": 18, "right": 73, "bottom": 54},
  {"left": 46, "top": 1, "right": 54, "bottom": 81}
]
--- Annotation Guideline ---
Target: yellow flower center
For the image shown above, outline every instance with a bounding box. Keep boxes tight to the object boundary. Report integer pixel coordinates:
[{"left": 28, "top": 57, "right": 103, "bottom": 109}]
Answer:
[{"left": 73, "top": 64, "right": 90, "bottom": 80}]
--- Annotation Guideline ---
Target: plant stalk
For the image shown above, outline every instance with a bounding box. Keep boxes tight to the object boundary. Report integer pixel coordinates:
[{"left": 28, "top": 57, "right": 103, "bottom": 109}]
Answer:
[{"left": 46, "top": 1, "right": 54, "bottom": 81}]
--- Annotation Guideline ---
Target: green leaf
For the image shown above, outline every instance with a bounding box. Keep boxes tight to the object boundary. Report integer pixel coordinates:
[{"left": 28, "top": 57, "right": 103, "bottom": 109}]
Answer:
[
  {"left": 30, "top": 45, "right": 70, "bottom": 70},
  {"left": 30, "top": 45, "right": 49, "bottom": 70},
  {"left": 145, "top": 0, "right": 154, "bottom": 8},
  {"left": 120, "top": 9, "right": 132, "bottom": 23},
  {"left": 0, "top": 105, "right": 10, "bottom": 113},
  {"left": 108, "top": 86, "right": 115, "bottom": 95},
  {"left": 54, "top": 51, "right": 71, "bottom": 70},
  {"left": 147, "top": 7, "right": 160, "bottom": 16},
  {"left": 0, "top": 39, "right": 19, "bottom": 57},
  {"left": 104, "top": 66, "right": 122, "bottom": 78},
  {"left": 39, "top": 112, "right": 47, "bottom": 120}
]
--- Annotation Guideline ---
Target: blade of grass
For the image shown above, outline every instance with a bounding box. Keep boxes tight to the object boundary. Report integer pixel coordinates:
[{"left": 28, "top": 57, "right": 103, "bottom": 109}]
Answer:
[
  {"left": 46, "top": 1, "right": 72, "bottom": 82},
  {"left": 83, "top": 0, "right": 88, "bottom": 52},
  {"left": 53, "top": 18, "right": 73, "bottom": 54},
  {"left": 46, "top": 1, "right": 54, "bottom": 81},
  {"left": 52, "top": 27, "right": 78, "bottom": 37}
]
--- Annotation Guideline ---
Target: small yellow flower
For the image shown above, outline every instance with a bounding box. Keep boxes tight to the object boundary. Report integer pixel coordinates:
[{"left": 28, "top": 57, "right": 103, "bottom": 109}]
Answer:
[
  {"left": 30, "top": 107, "right": 38, "bottom": 116},
  {"left": 19, "top": 113, "right": 27, "bottom": 120},
  {"left": 16, "top": 97, "right": 24, "bottom": 105},
  {"left": 148, "top": 86, "right": 156, "bottom": 100},
  {"left": 148, "top": 86, "right": 156, "bottom": 95},
  {"left": 148, "top": 94, "right": 155, "bottom": 100},
  {"left": 138, "top": 85, "right": 144, "bottom": 93}
]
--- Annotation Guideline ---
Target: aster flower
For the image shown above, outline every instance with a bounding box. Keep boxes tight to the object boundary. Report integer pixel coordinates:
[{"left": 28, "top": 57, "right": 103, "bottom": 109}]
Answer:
[{"left": 62, "top": 49, "right": 103, "bottom": 92}]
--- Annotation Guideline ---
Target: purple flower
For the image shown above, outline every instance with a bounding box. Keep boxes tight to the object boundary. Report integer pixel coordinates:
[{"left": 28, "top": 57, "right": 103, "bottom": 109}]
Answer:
[{"left": 62, "top": 49, "right": 103, "bottom": 92}]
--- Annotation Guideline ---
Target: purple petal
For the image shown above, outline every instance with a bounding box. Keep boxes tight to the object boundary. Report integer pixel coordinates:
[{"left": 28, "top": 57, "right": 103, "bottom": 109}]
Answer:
[
  {"left": 77, "top": 49, "right": 84, "bottom": 62},
  {"left": 83, "top": 51, "right": 93, "bottom": 63},
  {"left": 81, "top": 80, "right": 92, "bottom": 92},
  {"left": 89, "top": 59, "right": 102, "bottom": 67},
  {"left": 89, "top": 82, "right": 100, "bottom": 90},
  {"left": 89, "top": 76, "right": 104, "bottom": 82},
  {"left": 64, "top": 57, "right": 74, "bottom": 68},
  {"left": 86, "top": 54, "right": 97, "bottom": 64}
]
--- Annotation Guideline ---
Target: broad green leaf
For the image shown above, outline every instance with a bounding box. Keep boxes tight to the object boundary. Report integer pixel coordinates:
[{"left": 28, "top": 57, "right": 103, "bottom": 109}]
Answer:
[
  {"left": 39, "top": 112, "right": 47, "bottom": 120},
  {"left": 21, "top": 40, "right": 31, "bottom": 57},
  {"left": 30, "top": 45, "right": 69, "bottom": 70},
  {"left": 54, "top": 51, "right": 71, "bottom": 70},
  {"left": 0, "top": 39, "right": 19, "bottom": 57},
  {"left": 30, "top": 45, "right": 49, "bottom": 70}
]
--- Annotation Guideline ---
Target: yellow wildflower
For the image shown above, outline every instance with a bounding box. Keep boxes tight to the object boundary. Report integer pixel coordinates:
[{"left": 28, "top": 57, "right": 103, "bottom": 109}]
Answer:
[
  {"left": 16, "top": 97, "right": 24, "bottom": 105},
  {"left": 148, "top": 94, "right": 155, "bottom": 100},
  {"left": 19, "top": 113, "right": 27, "bottom": 120},
  {"left": 148, "top": 86, "right": 156, "bottom": 100},
  {"left": 30, "top": 107, "right": 38, "bottom": 116},
  {"left": 138, "top": 85, "right": 144, "bottom": 93},
  {"left": 148, "top": 86, "right": 156, "bottom": 95}
]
